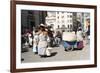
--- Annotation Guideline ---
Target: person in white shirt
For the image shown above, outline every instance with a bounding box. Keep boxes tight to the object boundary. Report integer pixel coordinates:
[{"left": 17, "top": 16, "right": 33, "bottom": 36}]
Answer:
[{"left": 33, "top": 29, "right": 39, "bottom": 54}]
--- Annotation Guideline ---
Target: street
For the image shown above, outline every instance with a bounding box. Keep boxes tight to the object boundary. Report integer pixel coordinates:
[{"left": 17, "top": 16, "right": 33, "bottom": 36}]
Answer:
[{"left": 21, "top": 39, "right": 90, "bottom": 63}]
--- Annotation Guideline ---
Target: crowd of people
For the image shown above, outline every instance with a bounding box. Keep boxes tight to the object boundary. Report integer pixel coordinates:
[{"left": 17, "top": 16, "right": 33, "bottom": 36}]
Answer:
[
  {"left": 21, "top": 24, "right": 62, "bottom": 58},
  {"left": 21, "top": 19, "right": 90, "bottom": 58}
]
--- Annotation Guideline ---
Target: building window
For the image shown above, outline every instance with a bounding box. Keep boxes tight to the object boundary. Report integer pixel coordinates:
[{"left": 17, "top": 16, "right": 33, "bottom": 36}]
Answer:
[
  {"left": 67, "top": 20, "right": 69, "bottom": 23},
  {"left": 57, "top": 21, "right": 59, "bottom": 23},
  {"left": 62, "top": 12, "right": 64, "bottom": 14},
  {"left": 57, "top": 16, "right": 59, "bottom": 19},
  {"left": 70, "top": 15, "right": 72, "bottom": 18},
  {"left": 50, "top": 24, "right": 54, "bottom": 28},
  {"left": 62, "top": 20, "right": 64, "bottom": 23},
  {"left": 57, "top": 12, "right": 59, "bottom": 14},
  {"left": 70, "top": 20, "right": 72, "bottom": 23},
  {"left": 62, "top": 16, "right": 64, "bottom": 18},
  {"left": 62, "top": 25, "right": 66, "bottom": 28},
  {"left": 70, "top": 25, "right": 72, "bottom": 29},
  {"left": 58, "top": 25, "right": 60, "bottom": 28},
  {"left": 67, "top": 15, "right": 69, "bottom": 18},
  {"left": 68, "top": 25, "right": 69, "bottom": 29}
]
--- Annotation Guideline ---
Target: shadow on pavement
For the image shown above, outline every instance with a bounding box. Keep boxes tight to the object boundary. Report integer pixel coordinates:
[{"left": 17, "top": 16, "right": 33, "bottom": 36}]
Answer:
[
  {"left": 50, "top": 52, "right": 57, "bottom": 57},
  {"left": 73, "top": 48, "right": 83, "bottom": 51}
]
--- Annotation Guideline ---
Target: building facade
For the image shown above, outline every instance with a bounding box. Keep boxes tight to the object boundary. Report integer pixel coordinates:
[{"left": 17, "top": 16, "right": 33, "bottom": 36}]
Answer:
[
  {"left": 56, "top": 12, "right": 73, "bottom": 31},
  {"left": 45, "top": 11, "right": 73, "bottom": 31},
  {"left": 45, "top": 11, "right": 56, "bottom": 28},
  {"left": 45, "top": 11, "right": 90, "bottom": 32},
  {"left": 21, "top": 10, "right": 47, "bottom": 33}
]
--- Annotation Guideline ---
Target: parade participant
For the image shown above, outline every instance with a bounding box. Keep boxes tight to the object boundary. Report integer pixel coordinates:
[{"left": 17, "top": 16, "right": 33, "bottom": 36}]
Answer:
[
  {"left": 32, "top": 29, "right": 39, "bottom": 54},
  {"left": 55, "top": 31, "right": 61, "bottom": 46},
  {"left": 77, "top": 27, "right": 83, "bottom": 42},
  {"left": 77, "top": 27, "right": 84, "bottom": 49},
  {"left": 38, "top": 26, "right": 48, "bottom": 57},
  {"left": 47, "top": 28, "right": 54, "bottom": 47},
  {"left": 28, "top": 33, "right": 33, "bottom": 47},
  {"left": 46, "top": 28, "right": 52, "bottom": 56}
]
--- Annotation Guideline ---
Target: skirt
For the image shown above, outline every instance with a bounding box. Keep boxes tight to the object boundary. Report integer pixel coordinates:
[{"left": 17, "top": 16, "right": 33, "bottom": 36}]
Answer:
[{"left": 38, "top": 41, "right": 47, "bottom": 55}]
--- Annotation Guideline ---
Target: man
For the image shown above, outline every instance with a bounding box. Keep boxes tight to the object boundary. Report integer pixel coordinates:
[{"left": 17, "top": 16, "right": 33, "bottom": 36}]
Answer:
[{"left": 73, "top": 20, "right": 81, "bottom": 34}]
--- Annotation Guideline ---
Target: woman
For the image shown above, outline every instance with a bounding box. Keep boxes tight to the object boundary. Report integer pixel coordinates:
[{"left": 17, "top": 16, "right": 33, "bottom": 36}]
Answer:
[{"left": 38, "top": 26, "right": 48, "bottom": 57}]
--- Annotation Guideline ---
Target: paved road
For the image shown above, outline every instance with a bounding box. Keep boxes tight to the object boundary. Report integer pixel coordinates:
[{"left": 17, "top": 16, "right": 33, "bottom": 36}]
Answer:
[{"left": 21, "top": 40, "right": 90, "bottom": 63}]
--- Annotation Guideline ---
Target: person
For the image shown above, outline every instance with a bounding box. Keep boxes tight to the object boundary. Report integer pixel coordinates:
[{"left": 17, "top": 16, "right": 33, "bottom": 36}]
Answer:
[
  {"left": 47, "top": 28, "right": 54, "bottom": 47},
  {"left": 85, "top": 19, "right": 90, "bottom": 44},
  {"left": 55, "top": 31, "right": 61, "bottom": 46},
  {"left": 73, "top": 20, "right": 81, "bottom": 34},
  {"left": 77, "top": 27, "right": 84, "bottom": 49},
  {"left": 86, "top": 19, "right": 90, "bottom": 39},
  {"left": 38, "top": 26, "right": 48, "bottom": 57},
  {"left": 21, "top": 34, "right": 29, "bottom": 52},
  {"left": 77, "top": 27, "right": 83, "bottom": 42},
  {"left": 45, "top": 28, "right": 52, "bottom": 56},
  {"left": 28, "top": 33, "right": 33, "bottom": 47},
  {"left": 32, "top": 29, "right": 39, "bottom": 54}
]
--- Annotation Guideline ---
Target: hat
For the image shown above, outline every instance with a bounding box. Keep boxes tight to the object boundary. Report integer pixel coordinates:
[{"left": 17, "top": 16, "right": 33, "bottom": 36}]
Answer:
[{"left": 40, "top": 23, "right": 45, "bottom": 26}]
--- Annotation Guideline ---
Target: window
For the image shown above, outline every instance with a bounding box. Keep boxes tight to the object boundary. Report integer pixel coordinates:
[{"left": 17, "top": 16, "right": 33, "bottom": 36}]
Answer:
[
  {"left": 57, "top": 16, "right": 59, "bottom": 19},
  {"left": 62, "top": 25, "right": 66, "bottom": 28},
  {"left": 62, "top": 12, "right": 64, "bottom": 14},
  {"left": 70, "top": 25, "right": 72, "bottom": 29},
  {"left": 57, "top": 21, "right": 59, "bottom": 23},
  {"left": 67, "top": 15, "right": 69, "bottom": 18},
  {"left": 70, "top": 20, "right": 72, "bottom": 23},
  {"left": 68, "top": 25, "right": 69, "bottom": 29},
  {"left": 70, "top": 15, "right": 72, "bottom": 18},
  {"left": 58, "top": 25, "right": 60, "bottom": 28},
  {"left": 57, "top": 12, "right": 59, "bottom": 14},
  {"left": 62, "top": 16, "right": 64, "bottom": 18},
  {"left": 67, "top": 20, "right": 69, "bottom": 23},
  {"left": 62, "top": 20, "right": 64, "bottom": 23}
]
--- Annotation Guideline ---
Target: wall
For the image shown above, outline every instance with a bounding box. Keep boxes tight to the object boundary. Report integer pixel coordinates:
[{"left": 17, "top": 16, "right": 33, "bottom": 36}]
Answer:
[{"left": 0, "top": 0, "right": 100, "bottom": 73}]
